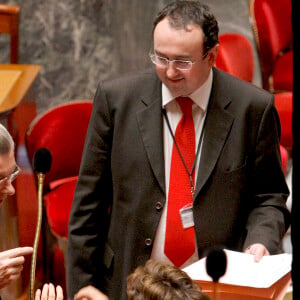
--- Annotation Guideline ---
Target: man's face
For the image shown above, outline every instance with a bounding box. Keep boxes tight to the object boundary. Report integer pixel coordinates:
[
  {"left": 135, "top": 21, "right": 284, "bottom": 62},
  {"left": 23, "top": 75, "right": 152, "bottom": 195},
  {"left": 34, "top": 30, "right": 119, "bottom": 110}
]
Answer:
[
  {"left": 153, "top": 18, "right": 218, "bottom": 97},
  {"left": 0, "top": 149, "right": 17, "bottom": 206}
]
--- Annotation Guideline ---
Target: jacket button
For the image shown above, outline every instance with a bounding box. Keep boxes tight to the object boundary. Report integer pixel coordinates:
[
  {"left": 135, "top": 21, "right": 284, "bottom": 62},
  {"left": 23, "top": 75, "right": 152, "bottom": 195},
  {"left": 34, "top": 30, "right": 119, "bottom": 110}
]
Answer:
[
  {"left": 145, "top": 238, "right": 152, "bottom": 246},
  {"left": 155, "top": 202, "right": 163, "bottom": 211}
]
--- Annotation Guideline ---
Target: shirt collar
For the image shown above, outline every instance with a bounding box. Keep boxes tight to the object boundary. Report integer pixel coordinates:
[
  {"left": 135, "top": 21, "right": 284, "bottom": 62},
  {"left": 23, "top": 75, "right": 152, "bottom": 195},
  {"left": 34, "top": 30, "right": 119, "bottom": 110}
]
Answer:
[{"left": 162, "top": 69, "right": 213, "bottom": 113}]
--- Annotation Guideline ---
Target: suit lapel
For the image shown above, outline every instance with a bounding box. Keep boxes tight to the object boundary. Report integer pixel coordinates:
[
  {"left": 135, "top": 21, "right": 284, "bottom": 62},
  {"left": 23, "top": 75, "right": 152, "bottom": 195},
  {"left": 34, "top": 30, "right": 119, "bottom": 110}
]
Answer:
[
  {"left": 135, "top": 69, "right": 234, "bottom": 199},
  {"left": 194, "top": 76, "right": 234, "bottom": 199},
  {"left": 136, "top": 85, "right": 166, "bottom": 195}
]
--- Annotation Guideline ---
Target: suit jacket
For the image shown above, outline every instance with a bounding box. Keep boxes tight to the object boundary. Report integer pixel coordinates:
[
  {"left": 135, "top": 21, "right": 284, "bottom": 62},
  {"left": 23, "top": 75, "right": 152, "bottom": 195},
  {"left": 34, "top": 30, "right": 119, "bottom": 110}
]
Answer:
[{"left": 67, "top": 67, "right": 290, "bottom": 299}]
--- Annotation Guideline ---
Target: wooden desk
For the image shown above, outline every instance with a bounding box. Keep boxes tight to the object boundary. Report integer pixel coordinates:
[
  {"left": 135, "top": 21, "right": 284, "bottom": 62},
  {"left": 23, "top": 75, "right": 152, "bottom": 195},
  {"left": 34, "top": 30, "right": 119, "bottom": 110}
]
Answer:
[
  {"left": 184, "top": 250, "right": 292, "bottom": 300},
  {"left": 0, "top": 63, "right": 40, "bottom": 116},
  {"left": 196, "top": 273, "right": 291, "bottom": 300}
]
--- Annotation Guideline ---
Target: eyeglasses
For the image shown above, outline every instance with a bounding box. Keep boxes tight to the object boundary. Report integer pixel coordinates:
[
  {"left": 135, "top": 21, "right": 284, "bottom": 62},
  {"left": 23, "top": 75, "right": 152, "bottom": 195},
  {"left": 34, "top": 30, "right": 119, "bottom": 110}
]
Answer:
[
  {"left": 149, "top": 52, "right": 209, "bottom": 71},
  {"left": 0, "top": 165, "right": 20, "bottom": 186}
]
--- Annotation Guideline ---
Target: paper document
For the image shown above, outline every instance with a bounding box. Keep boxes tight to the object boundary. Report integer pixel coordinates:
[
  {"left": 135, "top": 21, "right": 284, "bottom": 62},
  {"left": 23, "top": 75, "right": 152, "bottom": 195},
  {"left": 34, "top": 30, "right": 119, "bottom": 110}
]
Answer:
[{"left": 183, "top": 249, "right": 292, "bottom": 288}]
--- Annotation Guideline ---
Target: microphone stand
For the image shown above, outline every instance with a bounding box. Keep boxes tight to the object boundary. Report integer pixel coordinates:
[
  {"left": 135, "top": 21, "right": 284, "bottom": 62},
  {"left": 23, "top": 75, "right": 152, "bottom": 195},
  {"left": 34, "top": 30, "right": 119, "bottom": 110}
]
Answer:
[
  {"left": 212, "top": 280, "right": 219, "bottom": 300},
  {"left": 29, "top": 172, "right": 45, "bottom": 300}
]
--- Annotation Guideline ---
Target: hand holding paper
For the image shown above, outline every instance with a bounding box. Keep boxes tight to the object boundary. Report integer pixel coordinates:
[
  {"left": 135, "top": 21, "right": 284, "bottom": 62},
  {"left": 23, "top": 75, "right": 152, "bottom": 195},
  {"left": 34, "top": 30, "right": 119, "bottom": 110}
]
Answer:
[{"left": 244, "top": 243, "right": 270, "bottom": 262}]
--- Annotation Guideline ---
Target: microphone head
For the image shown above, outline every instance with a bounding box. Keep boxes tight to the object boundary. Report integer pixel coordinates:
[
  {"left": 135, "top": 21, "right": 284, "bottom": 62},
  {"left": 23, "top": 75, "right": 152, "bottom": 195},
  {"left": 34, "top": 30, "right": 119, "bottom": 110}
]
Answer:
[
  {"left": 33, "top": 148, "right": 52, "bottom": 174},
  {"left": 205, "top": 247, "right": 227, "bottom": 282}
]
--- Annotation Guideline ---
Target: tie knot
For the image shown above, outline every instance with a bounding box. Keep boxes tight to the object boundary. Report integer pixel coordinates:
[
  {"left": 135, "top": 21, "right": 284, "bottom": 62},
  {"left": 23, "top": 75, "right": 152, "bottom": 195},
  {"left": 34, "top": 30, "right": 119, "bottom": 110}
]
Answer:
[{"left": 176, "top": 97, "right": 193, "bottom": 116}]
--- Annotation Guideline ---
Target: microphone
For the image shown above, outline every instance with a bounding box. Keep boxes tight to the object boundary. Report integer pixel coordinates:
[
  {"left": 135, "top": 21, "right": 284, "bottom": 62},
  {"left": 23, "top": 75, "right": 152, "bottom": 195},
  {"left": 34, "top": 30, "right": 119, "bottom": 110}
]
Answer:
[
  {"left": 205, "top": 247, "right": 227, "bottom": 300},
  {"left": 29, "top": 148, "right": 52, "bottom": 300},
  {"left": 33, "top": 147, "right": 52, "bottom": 174}
]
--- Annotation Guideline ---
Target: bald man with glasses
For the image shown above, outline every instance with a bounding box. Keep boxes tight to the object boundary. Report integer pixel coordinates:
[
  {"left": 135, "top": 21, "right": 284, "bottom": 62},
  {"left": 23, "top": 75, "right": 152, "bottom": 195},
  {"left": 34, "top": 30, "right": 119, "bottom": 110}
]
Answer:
[{"left": 0, "top": 123, "right": 33, "bottom": 295}]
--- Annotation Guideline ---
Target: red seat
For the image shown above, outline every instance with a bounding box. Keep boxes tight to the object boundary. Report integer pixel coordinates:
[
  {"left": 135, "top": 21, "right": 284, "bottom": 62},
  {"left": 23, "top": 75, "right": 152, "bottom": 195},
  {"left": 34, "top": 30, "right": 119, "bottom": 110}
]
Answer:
[
  {"left": 216, "top": 33, "right": 254, "bottom": 83},
  {"left": 249, "top": 0, "right": 292, "bottom": 92},
  {"left": 280, "top": 145, "right": 288, "bottom": 176},
  {"left": 26, "top": 101, "right": 93, "bottom": 190},
  {"left": 274, "top": 92, "right": 293, "bottom": 150},
  {"left": 25, "top": 100, "right": 93, "bottom": 281},
  {"left": 45, "top": 177, "right": 78, "bottom": 238}
]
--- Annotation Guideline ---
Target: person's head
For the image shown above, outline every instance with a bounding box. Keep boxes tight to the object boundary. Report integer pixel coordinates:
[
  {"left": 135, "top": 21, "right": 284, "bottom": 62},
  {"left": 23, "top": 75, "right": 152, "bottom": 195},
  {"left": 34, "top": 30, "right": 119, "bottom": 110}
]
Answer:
[
  {"left": 127, "top": 260, "right": 210, "bottom": 300},
  {"left": 0, "top": 124, "right": 18, "bottom": 205},
  {"left": 151, "top": 0, "right": 219, "bottom": 97}
]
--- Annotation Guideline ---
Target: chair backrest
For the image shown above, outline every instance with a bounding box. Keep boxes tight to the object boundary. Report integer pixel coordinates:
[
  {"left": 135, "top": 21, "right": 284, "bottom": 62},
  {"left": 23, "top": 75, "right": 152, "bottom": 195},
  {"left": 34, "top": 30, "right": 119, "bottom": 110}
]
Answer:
[
  {"left": 274, "top": 92, "right": 293, "bottom": 149},
  {"left": 215, "top": 33, "right": 254, "bottom": 83},
  {"left": 25, "top": 100, "right": 93, "bottom": 188},
  {"left": 0, "top": 4, "right": 19, "bottom": 63},
  {"left": 249, "top": 0, "right": 292, "bottom": 89}
]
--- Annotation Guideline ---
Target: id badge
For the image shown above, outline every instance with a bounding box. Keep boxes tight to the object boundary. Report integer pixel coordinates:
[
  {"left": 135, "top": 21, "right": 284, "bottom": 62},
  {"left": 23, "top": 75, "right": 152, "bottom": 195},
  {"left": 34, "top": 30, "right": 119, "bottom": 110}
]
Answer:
[{"left": 180, "top": 204, "right": 195, "bottom": 229}]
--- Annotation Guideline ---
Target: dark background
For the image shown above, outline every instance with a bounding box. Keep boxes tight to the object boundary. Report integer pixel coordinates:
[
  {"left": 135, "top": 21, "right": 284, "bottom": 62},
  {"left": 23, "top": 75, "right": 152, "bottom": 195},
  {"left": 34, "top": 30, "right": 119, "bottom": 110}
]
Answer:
[{"left": 291, "top": 0, "right": 298, "bottom": 298}]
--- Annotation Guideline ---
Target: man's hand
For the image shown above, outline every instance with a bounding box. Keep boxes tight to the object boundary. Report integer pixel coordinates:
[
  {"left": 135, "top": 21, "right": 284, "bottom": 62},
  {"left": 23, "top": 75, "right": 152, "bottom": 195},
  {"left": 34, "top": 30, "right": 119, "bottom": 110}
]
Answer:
[
  {"left": 0, "top": 246, "right": 33, "bottom": 289},
  {"left": 74, "top": 285, "right": 109, "bottom": 300},
  {"left": 244, "top": 243, "right": 270, "bottom": 262},
  {"left": 35, "top": 283, "right": 63, "bottom": 300}
]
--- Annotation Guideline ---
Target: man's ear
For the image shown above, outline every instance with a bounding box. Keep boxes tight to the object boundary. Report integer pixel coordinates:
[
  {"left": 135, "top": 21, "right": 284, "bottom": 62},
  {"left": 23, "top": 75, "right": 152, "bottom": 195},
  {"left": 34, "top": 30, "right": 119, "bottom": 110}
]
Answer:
[{"left": 208, "top": 44, "right": 219, "bottom": 67}]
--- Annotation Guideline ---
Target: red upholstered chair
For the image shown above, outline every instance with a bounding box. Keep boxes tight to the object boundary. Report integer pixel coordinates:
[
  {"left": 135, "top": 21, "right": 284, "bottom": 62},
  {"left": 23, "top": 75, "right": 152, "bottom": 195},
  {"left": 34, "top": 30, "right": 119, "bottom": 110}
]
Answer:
[
  {"left": 273, "top": 92, "right": 293, "bottom": 176},
  {"left": 216, "top": 33, "right": 254, "bottom": 83},
  {"left": 274, "top": 92, "right": 293, "bottom": 151},
  {"left": 280, "top": 145, "right": 288, "bottom": 176},
  {"left": 249, "top": 0, "right": 292, "bottom": 92},
  {"left": 25, "top": 100, "right": 93, "bottom": 282}
]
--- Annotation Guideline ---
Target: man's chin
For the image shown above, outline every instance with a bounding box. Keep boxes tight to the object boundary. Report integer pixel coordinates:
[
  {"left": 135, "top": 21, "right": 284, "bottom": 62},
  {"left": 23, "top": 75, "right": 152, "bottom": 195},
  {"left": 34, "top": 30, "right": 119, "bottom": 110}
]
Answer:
[{"left": 165, "top": 82, "right": 189, "bottom": 97}]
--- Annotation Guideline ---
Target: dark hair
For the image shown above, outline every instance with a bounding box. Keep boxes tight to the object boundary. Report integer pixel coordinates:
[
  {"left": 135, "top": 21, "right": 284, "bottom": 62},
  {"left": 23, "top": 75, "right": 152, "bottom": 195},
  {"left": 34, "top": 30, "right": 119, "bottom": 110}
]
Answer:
[
  {"left": 127, "top": 260, "right": 210, "bottom": 300},
  {"left": 152, "top": 0, "right": 219, "bottom": 54}
]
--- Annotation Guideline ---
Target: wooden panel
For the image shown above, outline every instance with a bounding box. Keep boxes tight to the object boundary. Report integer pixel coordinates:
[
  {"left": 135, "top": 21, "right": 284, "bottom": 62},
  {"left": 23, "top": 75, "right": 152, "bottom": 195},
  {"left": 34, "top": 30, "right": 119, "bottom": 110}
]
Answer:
[{"left": 0, "top": 64, "right": 40, "bottom": 114}]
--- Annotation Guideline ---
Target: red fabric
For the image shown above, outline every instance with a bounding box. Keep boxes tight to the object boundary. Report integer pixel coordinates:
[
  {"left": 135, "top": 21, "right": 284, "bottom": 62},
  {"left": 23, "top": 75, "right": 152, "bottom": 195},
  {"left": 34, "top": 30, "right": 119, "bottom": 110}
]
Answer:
[
  {"left": 26, "top": 100, "right": 93, "bottom": 187},
  {"left": 274, "top": 92, "right": 293, "bottom": 149},
  {"left": 15, "top": 172, "right": 40, "bottom": 291},
  {"left": 272, "top": 50, "right": 293, "bottom": 92},
  {"left": 252, "top": 0, "right": 292, "bottom": 91},
  {"left": 26, "top": 101, "right": 93, "bottom": 239},
  {"left": 44, "top": 177, "right": 78, "bottom": 238},
  {"left": 216, "top": 33, "right": 254, "bottom": 83},
  {"left": 280, "top": 145, "right": 288, "bottom": 175},
  {"left": 164, "top": 97, "right": 196, "bottom": 267},
  {"left": 49, "top": 175, "right": 79, "bottom": 190}
]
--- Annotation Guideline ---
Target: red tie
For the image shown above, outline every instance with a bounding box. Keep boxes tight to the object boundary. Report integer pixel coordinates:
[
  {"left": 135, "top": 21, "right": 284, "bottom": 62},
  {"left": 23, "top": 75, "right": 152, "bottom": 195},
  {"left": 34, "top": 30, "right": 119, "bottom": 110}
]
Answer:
[{"left": 164, "top": 97, "right": 196, "bottom": 267}]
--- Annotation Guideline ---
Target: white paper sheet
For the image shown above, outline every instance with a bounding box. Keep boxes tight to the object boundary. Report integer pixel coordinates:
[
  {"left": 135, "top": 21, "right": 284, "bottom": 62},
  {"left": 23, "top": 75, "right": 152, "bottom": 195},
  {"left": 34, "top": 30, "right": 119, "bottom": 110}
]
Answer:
[{"left": 183, "top": 249, "right": 292, "bottom": 288}]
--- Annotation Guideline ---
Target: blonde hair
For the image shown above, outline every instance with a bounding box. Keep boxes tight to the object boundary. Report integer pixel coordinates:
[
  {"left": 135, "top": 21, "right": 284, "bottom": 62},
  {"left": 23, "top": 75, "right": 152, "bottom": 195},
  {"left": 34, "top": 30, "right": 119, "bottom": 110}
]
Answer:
[
  {"left": 127, "top": 260, "right": 210, "bottom": 300},
  {"left": 0, "top": 123, "right": 14, "bottom": 154}
]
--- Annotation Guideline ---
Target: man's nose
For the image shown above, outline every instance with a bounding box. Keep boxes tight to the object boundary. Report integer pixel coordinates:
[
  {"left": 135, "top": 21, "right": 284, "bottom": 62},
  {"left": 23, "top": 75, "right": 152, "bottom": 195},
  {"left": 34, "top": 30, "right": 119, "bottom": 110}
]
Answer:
[{"left": 166, "top": 63, "right": 180, "bottom": 77}]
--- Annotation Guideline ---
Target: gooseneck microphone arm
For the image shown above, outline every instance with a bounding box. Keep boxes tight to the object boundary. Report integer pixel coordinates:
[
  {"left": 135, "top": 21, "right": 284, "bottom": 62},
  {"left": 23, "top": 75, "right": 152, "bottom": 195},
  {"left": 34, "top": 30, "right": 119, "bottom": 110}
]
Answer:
[{"left": 29, "top": 148, "right": 52, "bottom": 300}]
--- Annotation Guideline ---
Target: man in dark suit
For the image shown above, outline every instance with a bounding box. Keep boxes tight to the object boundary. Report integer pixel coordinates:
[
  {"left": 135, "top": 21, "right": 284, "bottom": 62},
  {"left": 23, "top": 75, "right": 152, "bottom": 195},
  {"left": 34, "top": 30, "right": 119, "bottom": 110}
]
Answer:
[{"left": 67, "top": 1, "right": 290, "bottom": 299}]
